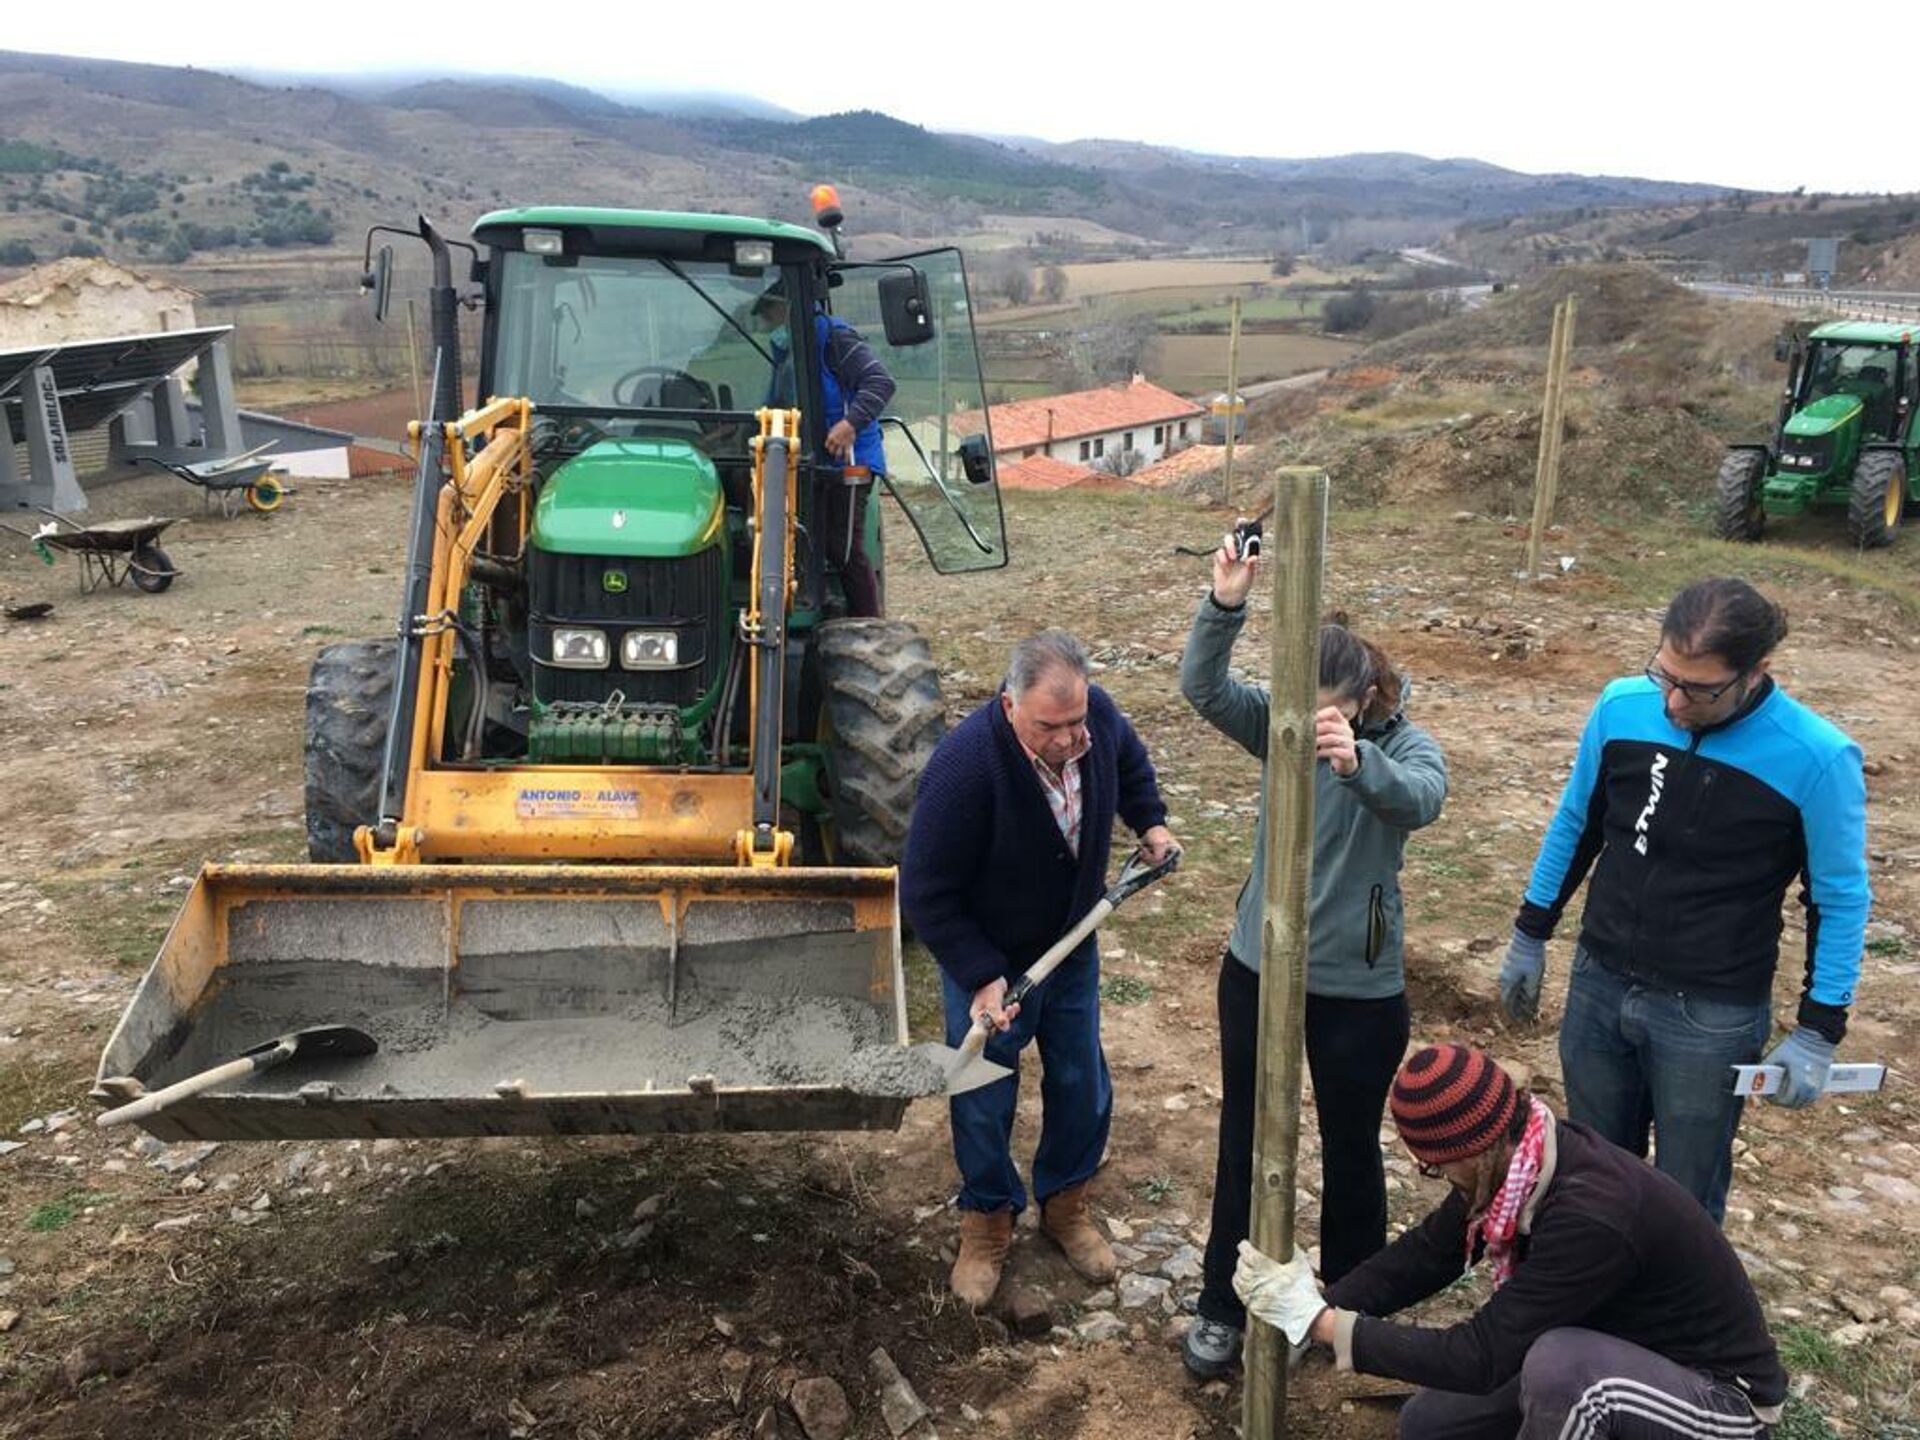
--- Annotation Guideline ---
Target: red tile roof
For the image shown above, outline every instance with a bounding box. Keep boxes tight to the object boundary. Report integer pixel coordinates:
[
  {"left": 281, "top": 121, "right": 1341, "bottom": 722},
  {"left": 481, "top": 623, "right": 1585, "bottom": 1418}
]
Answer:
[
  {"left": 998, "top": 454, "right": 1100, "bottom": 491},
  {"left": 960, "top": 377, "right": 1206, "bottom": 454},
  {"left": 1133, "top": 443, "right": 1228, "bottom": 489}
]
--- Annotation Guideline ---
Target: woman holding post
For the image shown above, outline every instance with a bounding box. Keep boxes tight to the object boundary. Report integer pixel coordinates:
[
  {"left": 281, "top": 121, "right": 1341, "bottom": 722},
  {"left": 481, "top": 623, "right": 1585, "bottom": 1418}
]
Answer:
[{"left": 1178, "top": 530, "right": 1448, "bottom": 1379}]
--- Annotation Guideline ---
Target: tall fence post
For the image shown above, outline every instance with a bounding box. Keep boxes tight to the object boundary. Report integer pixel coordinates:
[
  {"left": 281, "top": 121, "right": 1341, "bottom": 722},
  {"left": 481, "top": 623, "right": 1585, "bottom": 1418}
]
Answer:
[
  {"left": 1243, "top": 466, "right": 1328, "bottom": 1440},
  {"left": 1524, "top": 297, "right": 1576, "bottom": 579}
]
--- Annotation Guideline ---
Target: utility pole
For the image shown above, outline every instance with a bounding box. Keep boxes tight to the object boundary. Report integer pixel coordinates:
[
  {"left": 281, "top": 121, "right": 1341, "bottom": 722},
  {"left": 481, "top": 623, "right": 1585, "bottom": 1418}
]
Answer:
[
  {"left": 1524, "top": 296, "right": 1577, "bottom": 579},
  {"left": 1243, "top": 466, "right": 1326, "bottom": 1440},
  {"left": 1223, "top": 295, "right": 1244, "bottom": 508}
]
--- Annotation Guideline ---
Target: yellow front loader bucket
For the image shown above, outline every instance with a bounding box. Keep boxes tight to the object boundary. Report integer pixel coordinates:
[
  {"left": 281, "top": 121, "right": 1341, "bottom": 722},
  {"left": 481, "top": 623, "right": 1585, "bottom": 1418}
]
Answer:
[{"left": 93, "top": 864, "right": 916, "bottom": 1142}]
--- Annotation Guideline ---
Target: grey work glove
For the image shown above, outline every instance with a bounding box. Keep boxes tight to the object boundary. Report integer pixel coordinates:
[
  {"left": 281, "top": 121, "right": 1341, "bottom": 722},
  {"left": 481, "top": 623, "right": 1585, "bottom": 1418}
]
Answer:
[
  {"left": 1761, "top": 1026, "right": 1835, "bottom": 1109},
  {"left": 1498, "top": 929, "right": 1547, "bottom": 1024}
]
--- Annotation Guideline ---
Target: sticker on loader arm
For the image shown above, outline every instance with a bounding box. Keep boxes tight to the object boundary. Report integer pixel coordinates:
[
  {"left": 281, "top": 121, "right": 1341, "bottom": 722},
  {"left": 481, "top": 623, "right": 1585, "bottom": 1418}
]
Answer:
[{"left": 515, "top": 787, "right": 643, "bottom": 821}]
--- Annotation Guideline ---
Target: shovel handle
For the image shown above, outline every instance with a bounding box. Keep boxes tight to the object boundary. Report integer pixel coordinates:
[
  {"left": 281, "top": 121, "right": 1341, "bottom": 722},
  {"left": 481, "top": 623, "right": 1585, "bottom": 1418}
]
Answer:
[
  {"left": 96, "top": 1040, "right": 293, "bottom": 1129},
  {"left": 970, "top": 846, "right": 1183, "bottom": 1032}
]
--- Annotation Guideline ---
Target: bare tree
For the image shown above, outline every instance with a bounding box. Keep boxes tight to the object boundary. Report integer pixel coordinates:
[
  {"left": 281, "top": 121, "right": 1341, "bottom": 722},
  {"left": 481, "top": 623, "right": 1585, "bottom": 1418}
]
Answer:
[
  {"left": 1040, "top": 265, "right": 1069, "bottom": 304},
  {"left": 1095, "top": 446, "right": 1146, "bottom": 478},
  {"left": 1078, "top": 314, "right": 1158, "bottom": 384}
]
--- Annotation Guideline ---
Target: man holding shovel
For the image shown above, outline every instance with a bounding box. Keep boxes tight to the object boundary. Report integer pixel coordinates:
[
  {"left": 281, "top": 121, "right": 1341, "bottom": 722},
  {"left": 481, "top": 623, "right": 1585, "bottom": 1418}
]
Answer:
[{"left": 902, "top": 629, "right": 1177, "bottom": 1308}]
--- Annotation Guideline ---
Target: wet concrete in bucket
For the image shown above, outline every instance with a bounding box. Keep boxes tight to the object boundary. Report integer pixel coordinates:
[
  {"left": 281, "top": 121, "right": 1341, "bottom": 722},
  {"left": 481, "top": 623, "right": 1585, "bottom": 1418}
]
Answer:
[{"left": 164, "top": 968, "right": 941, "bottom": 1099}]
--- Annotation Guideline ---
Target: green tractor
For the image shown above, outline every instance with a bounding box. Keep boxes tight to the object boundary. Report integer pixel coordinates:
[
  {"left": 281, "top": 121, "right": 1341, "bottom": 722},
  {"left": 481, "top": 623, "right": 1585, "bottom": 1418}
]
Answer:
[
  {"left": 1717, "top": 320, "right": 1920, "bottom": 547},
  {"left": 309, "top": 198, "right": 1010, "bottom": 871}
]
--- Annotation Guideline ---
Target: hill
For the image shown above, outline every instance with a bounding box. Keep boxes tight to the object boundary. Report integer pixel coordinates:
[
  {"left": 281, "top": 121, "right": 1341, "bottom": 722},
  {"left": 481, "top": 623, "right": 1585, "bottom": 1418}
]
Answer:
[{"left": 0, "top": 49, "right": 1772, "bottom": 276}]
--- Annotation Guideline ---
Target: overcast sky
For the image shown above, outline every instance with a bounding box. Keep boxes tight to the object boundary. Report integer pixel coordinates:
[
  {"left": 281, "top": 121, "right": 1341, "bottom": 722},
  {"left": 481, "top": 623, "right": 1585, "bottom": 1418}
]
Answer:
[{"left": 11, "top": 1, "right": 1918, "bottom": 195}]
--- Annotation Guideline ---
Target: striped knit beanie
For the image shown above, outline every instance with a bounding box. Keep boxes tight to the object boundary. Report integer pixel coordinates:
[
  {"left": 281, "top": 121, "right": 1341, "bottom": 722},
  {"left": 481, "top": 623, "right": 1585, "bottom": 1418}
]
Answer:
[{"left": 1389, "top": 1044, "right": 1520, "bottom": 1165}]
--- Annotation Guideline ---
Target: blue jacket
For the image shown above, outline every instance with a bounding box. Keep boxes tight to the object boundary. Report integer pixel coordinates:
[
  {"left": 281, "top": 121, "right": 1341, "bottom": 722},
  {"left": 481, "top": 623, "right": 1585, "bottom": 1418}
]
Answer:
[
  {"left": 901, "top": 686, "right": 1169, "bottom": 992},
  {"left": 769, "top": 313, "right": 893, "bottom": 474},
  {"left": 1517, "top": 675, "right": 1869, "bottom": 1041}
]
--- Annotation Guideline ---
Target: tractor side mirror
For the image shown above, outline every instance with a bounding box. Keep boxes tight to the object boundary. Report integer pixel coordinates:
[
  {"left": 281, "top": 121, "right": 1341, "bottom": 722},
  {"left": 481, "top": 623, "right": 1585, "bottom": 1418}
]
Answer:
[
  {"left": 878, "top": 270, "right": 935, "bottom": 347},
  {"left": 362, "top": 245, "right": 394, "bottom": 324},
  {"left": 1774, "top": 335, "right": 1793, "bottom": 364},
  {"left": 958, "top": 434, "right": 994, "bottom": 486}
]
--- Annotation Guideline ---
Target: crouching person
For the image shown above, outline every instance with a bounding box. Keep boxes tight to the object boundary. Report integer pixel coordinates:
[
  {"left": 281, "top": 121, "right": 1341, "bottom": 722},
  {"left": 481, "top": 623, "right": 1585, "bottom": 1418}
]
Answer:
[{"left": 1235, "top": 1044, "right": 1786, "bottom": 1439}]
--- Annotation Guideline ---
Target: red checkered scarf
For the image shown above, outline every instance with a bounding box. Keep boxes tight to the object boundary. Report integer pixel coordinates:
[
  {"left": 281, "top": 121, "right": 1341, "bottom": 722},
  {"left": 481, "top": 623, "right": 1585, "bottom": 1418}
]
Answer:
[{"left": 1468, "top": 1096, "right": 1549, "bottom": 1289}]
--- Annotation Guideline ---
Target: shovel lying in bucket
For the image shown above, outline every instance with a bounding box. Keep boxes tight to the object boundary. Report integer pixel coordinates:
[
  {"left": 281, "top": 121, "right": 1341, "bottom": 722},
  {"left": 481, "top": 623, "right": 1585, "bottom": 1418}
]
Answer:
[
  {"left": 914, "top": 847, "right": 1180, "bottom": 1097},
  {"left": 97, "top": 1024, "right": 379, "bottom": 1129}
]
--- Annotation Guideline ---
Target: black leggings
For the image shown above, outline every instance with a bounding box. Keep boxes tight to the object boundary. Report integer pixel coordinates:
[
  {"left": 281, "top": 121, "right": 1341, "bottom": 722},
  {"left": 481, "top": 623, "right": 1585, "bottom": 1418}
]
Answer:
[{"left": 1198, "top": 953, "right": 1411, "bottom": 1327}]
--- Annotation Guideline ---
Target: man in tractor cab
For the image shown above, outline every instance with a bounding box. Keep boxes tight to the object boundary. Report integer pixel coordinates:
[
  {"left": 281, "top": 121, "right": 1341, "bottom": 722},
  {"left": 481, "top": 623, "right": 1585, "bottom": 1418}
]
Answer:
[
  {"left": 752, "top": 280, "right": 893, "bottom": 618},
  {"left": 902, "top": 630, "right": 1178, "bottom": 1309},
  {"left": 1497, "top": 577, "right": 1871, "bottom": 1223}
]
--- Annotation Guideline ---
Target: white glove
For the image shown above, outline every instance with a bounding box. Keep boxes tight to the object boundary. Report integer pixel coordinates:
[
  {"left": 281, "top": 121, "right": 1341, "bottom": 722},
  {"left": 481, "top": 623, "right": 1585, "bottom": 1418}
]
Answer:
[{"left": 1232, "top": 1240, "right": 1326, "bottom": 1345}]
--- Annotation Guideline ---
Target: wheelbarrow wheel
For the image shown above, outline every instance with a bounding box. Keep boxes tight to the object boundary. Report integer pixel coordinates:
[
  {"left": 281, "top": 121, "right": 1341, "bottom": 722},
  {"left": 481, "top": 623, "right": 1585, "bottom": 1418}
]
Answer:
[
  {"left": 129, "top": 544, "right": 177, "bottom": 594},
  {"left": 246, "top": 475, "right": 286, "bottom": 513}
]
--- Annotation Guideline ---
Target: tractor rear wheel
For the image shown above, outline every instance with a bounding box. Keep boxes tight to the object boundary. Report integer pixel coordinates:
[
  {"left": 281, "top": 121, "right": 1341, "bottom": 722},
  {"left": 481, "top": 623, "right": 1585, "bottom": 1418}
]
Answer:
[
  {"left": 1848, "top": 450, "right": 1905, "bottom": 549},
  {"left": 1714, "top": 451, "right": 1766, "bottom": 542},
  {"left": 811, "top": 618, "right": 946, "bottom": 867},
  {"left": 305, "top": 639, "right": 395, "bottom": 862}
]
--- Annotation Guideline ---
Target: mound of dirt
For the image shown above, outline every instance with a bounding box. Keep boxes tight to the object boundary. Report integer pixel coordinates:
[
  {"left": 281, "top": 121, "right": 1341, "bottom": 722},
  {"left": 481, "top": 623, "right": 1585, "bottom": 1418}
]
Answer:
[{"left": 1230, "top": 397, "right": 1728, "bottom": 518}]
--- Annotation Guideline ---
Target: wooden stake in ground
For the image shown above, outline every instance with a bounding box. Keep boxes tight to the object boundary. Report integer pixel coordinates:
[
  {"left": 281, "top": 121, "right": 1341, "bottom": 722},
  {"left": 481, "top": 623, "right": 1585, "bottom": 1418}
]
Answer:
[
  {"left": 1223, "top": 296, "right": 1244, "bottom": 508},
  {"left": 405, "top": 297, "right": 427, "bottom": 426},
  {"left": 1243, "top": 467, "right": 1328, "bottom": 1440},
  {"left": 1523, "top": 296, "right": 1577, "bottom": 578}
]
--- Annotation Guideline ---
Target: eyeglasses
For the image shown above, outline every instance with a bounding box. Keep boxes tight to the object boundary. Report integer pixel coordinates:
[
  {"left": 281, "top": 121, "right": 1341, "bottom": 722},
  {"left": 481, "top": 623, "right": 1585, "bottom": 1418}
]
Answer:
[
  {"left": 1416, "top": 1159, "right": 1444, "bottom": 1180},
  {"left": 1644, "top": 656, "right": 1748, "bottom": 705}
]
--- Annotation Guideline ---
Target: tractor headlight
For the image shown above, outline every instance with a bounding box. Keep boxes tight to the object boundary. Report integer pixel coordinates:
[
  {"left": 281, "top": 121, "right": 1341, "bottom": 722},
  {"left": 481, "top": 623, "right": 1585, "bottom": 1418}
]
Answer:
[
  {"left": 551, "top": 628, "right": 609, "bottom": 668},
  {"left": 621, "top": 630, "right": 680, "bottom": 669},
  {"left": 524, "top": 228, "right": 565, "bottom": 256},
  {"left": 734, "top": 240, "right": 774, "bottom": 268}
]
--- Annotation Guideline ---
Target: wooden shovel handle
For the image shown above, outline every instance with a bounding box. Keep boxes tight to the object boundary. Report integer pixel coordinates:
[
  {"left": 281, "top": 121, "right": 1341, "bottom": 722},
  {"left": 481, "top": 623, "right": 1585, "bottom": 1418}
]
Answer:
[{"left": 96, "top": 1041, "right": 292, "bottom": 1129}]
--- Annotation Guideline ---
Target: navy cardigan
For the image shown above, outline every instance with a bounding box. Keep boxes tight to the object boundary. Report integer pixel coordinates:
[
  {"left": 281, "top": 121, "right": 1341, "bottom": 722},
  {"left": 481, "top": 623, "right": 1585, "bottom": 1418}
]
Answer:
[{"left": 900, "top": 685, "right": 1168, "bottom": 992}]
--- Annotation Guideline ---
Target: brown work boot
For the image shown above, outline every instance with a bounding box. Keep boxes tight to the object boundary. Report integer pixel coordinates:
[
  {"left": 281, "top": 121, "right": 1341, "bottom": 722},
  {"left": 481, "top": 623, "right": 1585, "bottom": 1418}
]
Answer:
[
  {"left": 950, "top": 1208, "right": 1014, "bottom": 1308},
  {"left": 1040, "top": 1182, "right": 1117, "bottom": 1282}
]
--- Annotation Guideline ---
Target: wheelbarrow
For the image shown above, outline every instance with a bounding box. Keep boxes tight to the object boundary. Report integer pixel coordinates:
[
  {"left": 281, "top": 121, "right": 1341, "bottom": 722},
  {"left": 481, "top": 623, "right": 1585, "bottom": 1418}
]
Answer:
[
  {"left": 139, "top": 445, "right": 287, "bottom": 518},
  {"left": 1, "top": 510, "right": 180, "bottom": 594}
]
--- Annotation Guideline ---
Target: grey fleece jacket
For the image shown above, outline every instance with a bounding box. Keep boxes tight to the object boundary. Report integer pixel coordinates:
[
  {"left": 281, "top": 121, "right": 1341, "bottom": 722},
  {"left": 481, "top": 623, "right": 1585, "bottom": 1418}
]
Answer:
[{"left": 1180, "top": 593, "right": 1449, "bottom": 998}]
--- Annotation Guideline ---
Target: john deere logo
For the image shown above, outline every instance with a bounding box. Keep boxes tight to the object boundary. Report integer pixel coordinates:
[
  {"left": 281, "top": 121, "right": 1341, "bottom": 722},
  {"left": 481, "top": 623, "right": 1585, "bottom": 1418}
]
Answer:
[{"left": 602, "top": 569, "right": 628, "bottom": 595}]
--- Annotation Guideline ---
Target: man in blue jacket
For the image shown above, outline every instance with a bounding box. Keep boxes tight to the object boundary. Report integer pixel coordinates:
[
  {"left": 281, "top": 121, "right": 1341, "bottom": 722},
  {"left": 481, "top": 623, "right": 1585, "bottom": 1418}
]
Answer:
[
  {"left": 1498, "top": 576, "right": 1870, "bottom": 1220},
  {"left": 754, "top": 282, "right": 892, "bottom": 617},
  {"left": 902, "top": 629, "right": 1177, "bottom": 1308}
]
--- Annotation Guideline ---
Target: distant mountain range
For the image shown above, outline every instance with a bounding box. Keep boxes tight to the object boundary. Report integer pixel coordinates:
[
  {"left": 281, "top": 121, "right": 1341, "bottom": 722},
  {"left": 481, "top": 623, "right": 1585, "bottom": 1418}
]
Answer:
[{"left": 0, "top": 49, "right": 1736, "bottom": 271}]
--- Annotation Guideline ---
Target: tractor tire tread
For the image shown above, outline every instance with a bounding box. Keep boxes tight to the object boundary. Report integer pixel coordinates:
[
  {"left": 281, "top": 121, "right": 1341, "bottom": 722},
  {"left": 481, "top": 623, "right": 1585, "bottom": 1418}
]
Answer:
[
  {"left": 1848, "top": 450, "right": 1905, "bottom": 549},
  {"left": 813, "top": 619, "right": 946, "bottom": 866},
  {"left": 1714, "top": 451, "right": 1766, "bottom": 543},
  {"left": 304, "top": 638, "right": 396, "bottom": 862}
]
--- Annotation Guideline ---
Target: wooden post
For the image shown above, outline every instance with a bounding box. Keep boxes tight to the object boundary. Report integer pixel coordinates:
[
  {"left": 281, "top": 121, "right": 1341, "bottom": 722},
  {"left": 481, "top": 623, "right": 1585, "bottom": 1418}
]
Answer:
[
  {"left": 1243, "top": 466, "right": 1327, "bottom": 1440},
  {"left": 1223, "top": 296, "right": 1244, "bottom": 508},
  {"left": 1539, "top": 295, "right": 1577, "bottom": 541},
  {"left": 406, "top": 298, "right": 426, "bottom": 425},
  {"left": 1523, "top": 297, "right": 1576, "bottom": 578}
]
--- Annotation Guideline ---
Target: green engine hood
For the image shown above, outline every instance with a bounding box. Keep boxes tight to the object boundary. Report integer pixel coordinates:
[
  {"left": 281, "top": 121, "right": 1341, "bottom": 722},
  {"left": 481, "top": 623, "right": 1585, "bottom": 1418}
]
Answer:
[
  {"left": 533, "top": 438, "right": 724, "bottom": 558},
  {"left": 1785, "top": 393, "right": 1863, "bottom": 439}
]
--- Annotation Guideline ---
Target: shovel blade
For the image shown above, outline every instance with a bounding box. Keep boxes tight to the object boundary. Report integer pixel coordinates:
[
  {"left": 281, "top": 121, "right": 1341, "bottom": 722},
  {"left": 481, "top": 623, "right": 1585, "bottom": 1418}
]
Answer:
[{"left": 908, "top": 1042, "right": 1012, "bottom": 1097}]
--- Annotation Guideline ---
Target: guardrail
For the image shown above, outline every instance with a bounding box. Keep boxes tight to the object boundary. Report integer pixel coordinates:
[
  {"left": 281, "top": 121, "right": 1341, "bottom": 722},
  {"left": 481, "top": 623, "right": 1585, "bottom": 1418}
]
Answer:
[{"left": 1686, "top": 282, "right": 1920, "bottom": 323}]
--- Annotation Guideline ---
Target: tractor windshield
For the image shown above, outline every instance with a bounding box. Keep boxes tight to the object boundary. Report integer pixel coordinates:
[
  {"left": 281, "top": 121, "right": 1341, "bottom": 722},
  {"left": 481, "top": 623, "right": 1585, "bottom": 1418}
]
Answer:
[
  {"left": 492, "top": 252, "right": 781, "bottom": 422},
  {"left": 1802, "top": 341, "right": 1901, "bottom": 426}
]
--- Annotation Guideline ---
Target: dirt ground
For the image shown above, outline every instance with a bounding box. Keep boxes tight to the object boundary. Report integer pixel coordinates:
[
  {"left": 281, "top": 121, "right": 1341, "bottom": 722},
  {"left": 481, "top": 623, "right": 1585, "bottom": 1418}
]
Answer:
[{"left": 2, "top": 452, "right": 1918, "bottom": 1438}]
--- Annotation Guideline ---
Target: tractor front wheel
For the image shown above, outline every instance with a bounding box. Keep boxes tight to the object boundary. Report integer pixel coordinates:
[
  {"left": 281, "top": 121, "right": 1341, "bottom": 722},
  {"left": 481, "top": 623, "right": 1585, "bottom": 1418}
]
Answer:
[
  {"left": 1848, "top": 450, "right": 1905, "bottom": 549},
  {"left": 1714, "top": 451, "right": 1766, "bottom": 542},
  {"left": 811, "top": 619, "right": 946, "bottom": 867},
  {"left": 305, "top": 639, "right": 395, "bottom": 862}
]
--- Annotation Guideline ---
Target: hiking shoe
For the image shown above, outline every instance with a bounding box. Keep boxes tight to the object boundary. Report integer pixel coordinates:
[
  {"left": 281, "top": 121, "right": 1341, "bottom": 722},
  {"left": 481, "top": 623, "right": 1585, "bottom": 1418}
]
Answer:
[{"left": 1183, "top": 1316, "right": 1243, "bottom": 1379}]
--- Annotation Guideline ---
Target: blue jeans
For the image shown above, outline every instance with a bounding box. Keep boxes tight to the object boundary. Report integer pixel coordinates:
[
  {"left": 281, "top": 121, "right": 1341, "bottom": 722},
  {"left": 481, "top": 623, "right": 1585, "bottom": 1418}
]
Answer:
[
  {"left": 943, "top": 938, "right": 1112, "bottom": 1215},
  {"left": 1558, "top": 947, "right": 1771, "bottom": 1222}
]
